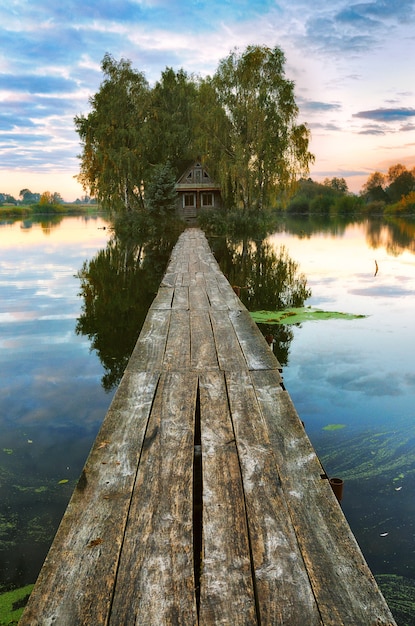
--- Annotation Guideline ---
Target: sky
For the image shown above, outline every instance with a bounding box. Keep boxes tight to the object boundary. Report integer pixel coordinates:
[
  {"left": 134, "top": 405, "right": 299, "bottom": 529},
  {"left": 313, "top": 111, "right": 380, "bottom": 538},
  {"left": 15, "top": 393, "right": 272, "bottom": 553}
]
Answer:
[{"left": 1, "top": 0, "right": 415, "bottom": 201}]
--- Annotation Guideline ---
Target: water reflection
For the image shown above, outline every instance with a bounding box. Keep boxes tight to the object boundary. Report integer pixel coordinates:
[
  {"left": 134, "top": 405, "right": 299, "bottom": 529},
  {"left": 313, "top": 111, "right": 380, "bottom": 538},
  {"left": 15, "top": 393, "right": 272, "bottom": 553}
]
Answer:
[
  {"left": 0, "top": 216, "right": 112, "bottom": 592},
  {"left": 76, "top": 224, "right": 183, "bottom": 390},
  {"left": 209, "top": 233, "right": 311, "bottom": 366},
  {"left": 274, "top": 212, "right": 415, "bottom": 257},
  {"left": 2, "top": 213, "right": 415, "bottom": 623}
]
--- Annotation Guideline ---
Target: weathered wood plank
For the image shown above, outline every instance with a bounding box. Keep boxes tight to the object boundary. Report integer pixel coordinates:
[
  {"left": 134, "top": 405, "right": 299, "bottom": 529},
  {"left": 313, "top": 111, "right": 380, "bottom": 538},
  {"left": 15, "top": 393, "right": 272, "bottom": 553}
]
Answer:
[
  {"left": 189, "top": 282, "right": 210, "bottom": 309},
  {"left": 19, "top": 370, "right": 160, "bottom": 626},
  {"left": 172, "top": 284, "right": 189, "bottom": 309},
  {"left": 209, "top": 309, "right": 248, "bottom": 371},
  {"left": 109, "top": 371, "right": 199, "bottom": 625},
  {"left": 180, "top": 271, "right": 192, "bottom": 287},
  {"left": 199, "top": 371, "right": 258, "bottom": 625},
  {"left": 226, "top": 369, "right": 322, "bottom": 626},
  {"left": 128, "top": 308, "right": 170, "bottom": 372},
  {"left": 161, "top": 271, "right": 177, "bottom": 287},
  {"left": 163, "top": 309, "right": 191, "bottom": 369},
  {"left": 229, "top": 308, "right": 282, "bottom": 372},
  {"left": 150, "top": 285, "right": 173, "bottom": 309},
  {"left": 217, "top": 277, "right": 246, "bottom": 310},
  {"left": 204, "top": 275, "right": 229, "bottom": 310},
  {"left": 190, "top": 310, "right": 219, "bottom": 370},
  {"left": 250, "top": 369, "right": 397, "bottom": 626}
]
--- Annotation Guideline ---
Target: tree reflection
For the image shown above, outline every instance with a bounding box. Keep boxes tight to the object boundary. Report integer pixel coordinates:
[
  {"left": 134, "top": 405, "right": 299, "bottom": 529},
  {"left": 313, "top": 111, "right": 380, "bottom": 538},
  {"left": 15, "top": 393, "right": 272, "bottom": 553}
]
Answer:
[
  {"left": 210, "top": 235, "right": 311, "bottom": 366},
  {"left": 365, "top": 217, "right": 415, "bottom": 256},
  {"left": 76, "top": 222, "right": 183, "bottom": 390}
]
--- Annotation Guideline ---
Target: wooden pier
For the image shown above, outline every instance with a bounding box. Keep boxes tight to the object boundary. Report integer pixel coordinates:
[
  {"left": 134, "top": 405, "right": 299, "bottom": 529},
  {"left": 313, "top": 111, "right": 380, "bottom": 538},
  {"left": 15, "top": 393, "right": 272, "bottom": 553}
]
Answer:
[{"left": 20, "top": 229, "right": 396, "bottom": 625}]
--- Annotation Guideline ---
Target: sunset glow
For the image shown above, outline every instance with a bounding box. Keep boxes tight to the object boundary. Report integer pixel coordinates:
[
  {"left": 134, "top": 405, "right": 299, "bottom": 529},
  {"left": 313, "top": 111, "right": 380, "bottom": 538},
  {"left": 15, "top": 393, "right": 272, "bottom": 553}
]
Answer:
[{"left": 1, "top": 1, "right": 415, "bottom": 200}]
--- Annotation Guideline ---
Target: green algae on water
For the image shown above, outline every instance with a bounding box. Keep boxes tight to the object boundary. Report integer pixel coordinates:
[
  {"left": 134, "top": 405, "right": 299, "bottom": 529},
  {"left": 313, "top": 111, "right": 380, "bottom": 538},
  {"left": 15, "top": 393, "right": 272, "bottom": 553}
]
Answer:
[
  {"left": 376, "top": 574, "right": 415, "bottom": 626},
  {"left": 250, "top": 307, "right": 367, "bottom": 325},
  {"left": 319, "top": 421, "right": 415, "bottom": 482},
  {"left": 323, "top": 424, "right": 347, "bottom": 431}
]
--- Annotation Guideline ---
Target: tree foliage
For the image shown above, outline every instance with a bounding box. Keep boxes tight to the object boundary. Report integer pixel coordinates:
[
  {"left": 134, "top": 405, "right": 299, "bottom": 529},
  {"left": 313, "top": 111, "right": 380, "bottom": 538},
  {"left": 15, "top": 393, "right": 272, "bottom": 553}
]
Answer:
[
  {"left": 361, "top": 164, "right": 415, "bottom": 206},
  {"left": 146, "top": 68, "right": 198, "bottom": 173},
  {"left": 323, "top": 177, "right": 348, "bottom": 193},
  {"left": 203, "top": 46, "right": 314, "bottom": 210},
  {"left": 39, "top": 191, "right": 63, "bottom": 206},
  {"left": 19, "top": 189, "right": 40, "bottom": 204},
  {"left": 145, "top": 162, "right": 178, "bottom": 216},
  {"left": 286, "top": 177, "right": 354, "bottom": 215},
  {"left": 75, "top": 53, "right": 150, "bottom": 213},
  {"left": 75, "top": 46, "right": 313, "bottom": 213}
]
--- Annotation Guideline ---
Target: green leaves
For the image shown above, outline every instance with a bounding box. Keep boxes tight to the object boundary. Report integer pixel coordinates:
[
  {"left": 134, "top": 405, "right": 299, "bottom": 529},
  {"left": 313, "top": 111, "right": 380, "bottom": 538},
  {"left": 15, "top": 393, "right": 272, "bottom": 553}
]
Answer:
[
  {"left": 250, "top": 307, "right": 367, "bottom": 325},
  {"left": 74, "top": 46, "right": 314, "bottom": 214},
  {"left": 210, "top": 45, "right": 314, "bottom": 210}
]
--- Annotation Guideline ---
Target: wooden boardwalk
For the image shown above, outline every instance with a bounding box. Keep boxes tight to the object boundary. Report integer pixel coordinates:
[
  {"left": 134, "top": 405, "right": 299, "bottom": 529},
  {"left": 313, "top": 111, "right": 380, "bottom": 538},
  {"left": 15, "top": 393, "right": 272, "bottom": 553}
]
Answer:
[{"left": 20, "top": 229, "right": 396, "bottom": 625}]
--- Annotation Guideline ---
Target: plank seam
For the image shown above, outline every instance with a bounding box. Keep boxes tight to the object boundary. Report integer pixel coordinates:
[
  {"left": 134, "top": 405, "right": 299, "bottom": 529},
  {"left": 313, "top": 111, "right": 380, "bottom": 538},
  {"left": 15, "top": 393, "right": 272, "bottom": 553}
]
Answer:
[
  {"left": 107, "top": 372, "right": 162, "bottom": 619},
  {"left": 222, "top": 372, "right": 262, "bottom": 626}
]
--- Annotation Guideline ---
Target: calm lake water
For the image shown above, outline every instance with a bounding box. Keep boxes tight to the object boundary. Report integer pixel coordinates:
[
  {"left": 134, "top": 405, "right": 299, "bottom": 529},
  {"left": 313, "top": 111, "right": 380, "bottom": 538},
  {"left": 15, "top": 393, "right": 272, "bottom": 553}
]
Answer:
[{"left": 1, "top": 213, "right": 414, "bottom": 623}]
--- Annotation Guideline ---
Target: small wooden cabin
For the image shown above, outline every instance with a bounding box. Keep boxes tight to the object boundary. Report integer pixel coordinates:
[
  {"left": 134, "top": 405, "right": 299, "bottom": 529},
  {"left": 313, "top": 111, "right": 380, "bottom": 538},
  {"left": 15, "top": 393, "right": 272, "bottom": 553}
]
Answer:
[{"left": 175, "top": 161, "right": 222, "bottom": 220}]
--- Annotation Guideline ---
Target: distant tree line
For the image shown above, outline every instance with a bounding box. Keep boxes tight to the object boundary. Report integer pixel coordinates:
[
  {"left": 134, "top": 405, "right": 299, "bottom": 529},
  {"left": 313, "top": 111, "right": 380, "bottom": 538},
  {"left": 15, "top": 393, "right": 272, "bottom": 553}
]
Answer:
[
  {"left": 285, "top": 163, "right": 415, "bottom": 217},
  {"left": 74, "top": 46, "right": 314, "bottom": 215},
  {"left": 0, "top": 189, "right": 94, "bottom": 208},
  {"left": 360, "top": 164, "right": 415, "bottom": 215},
  {"left": 285, "top": 177, "right": 363, "bottom": 217}
]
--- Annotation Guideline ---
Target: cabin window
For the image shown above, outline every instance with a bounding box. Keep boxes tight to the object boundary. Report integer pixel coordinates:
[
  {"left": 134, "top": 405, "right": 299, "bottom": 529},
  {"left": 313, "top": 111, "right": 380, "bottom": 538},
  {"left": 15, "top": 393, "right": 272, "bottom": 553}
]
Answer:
[
  {"left": 195, "top": 169, "right": 201, "bottom": 182},
  {"left": 184, "top": 193, "right": 195, "bottom": 207},
  {"left": 202, "top": 193, "right": 213, "bottom": 207}
]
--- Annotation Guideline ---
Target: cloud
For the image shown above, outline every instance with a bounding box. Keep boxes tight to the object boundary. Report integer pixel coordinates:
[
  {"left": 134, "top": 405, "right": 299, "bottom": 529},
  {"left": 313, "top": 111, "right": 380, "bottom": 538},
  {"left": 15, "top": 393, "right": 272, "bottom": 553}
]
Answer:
[
  {"left": 308, "top": 122, "right": 343, "bottom": 132},
  {"left": 304, "top": 16, "right": 375, "bottom": 54},
  {"left": 1, "top": 0, "right": 415, "bottom": 199},
  {"left": 349, "top": 285, "right": 415, "bottom": 297},
  {"left": 353, "top": 108, "right": 415, "bottom": 121},
  {"left": 312, "top": 169, "right": 369, "bottom": 178},
  {"left": 350, "top": 0, "right": 415, "bottom": 22},
  {"left": 328, "top": 371, "right": 403, "bottom": 397},
  {"left": 336, "top": 6, "right": 381, "bottom": 29},
  {"left": 357, "top": 125, "right": 387, "bottom": 136},
  {"left": 0, "top": 73, "right": 77, "bottom": 94},
  {"left": 300, "top": 100, "right": 342, "bottom": 112}
]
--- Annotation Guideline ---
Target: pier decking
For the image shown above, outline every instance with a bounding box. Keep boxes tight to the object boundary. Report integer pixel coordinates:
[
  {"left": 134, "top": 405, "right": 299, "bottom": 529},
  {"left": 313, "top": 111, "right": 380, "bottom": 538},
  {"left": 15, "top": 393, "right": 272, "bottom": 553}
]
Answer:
[{"left": 20, "top": 228, "right": 396, "bottom": 625}]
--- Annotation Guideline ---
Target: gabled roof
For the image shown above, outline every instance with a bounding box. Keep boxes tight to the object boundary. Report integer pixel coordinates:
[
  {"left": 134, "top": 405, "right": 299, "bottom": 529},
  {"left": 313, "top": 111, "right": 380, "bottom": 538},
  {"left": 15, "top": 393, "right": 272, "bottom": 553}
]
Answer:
[{"left": 175, "top": 161, "right": 221, "bottom": 191}]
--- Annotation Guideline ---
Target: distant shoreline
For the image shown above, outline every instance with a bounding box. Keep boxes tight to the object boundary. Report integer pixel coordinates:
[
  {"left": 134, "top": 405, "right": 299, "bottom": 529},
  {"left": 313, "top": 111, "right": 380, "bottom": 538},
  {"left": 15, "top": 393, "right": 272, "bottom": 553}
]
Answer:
[{"left": 0, "top": 203, "right": 105, "bottom": 219}]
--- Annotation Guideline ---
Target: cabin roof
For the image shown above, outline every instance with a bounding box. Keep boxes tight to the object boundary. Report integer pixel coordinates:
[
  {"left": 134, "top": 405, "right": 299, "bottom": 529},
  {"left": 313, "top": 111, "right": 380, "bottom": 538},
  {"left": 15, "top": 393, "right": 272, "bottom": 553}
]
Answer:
[{"left": 175, "top": 161, "right": 221, "bottom": 191}]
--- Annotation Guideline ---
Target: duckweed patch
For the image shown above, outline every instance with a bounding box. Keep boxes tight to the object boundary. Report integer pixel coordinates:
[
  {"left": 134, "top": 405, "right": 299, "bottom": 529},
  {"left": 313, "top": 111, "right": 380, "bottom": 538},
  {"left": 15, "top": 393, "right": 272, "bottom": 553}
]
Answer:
[
  {"left": 27, "top": 515, "right": 55, "bottom": 543},
  {"left": 0, "top": 515, "right": 18, "bottom": 550},
  {"left": 0, "top": 584, "right": 33, "bottom": 625},
  {"left": 319, "top": 422, "right": 415, "bottom": 482},
  {"left": 376, "top": 574, "right": 415, "bottom": 626},
  {"left": 250, "top": 307, "right": 367, "bottom": 325},
  {"left": 323, "top": 424, "right": 346, "bottom": 431}
]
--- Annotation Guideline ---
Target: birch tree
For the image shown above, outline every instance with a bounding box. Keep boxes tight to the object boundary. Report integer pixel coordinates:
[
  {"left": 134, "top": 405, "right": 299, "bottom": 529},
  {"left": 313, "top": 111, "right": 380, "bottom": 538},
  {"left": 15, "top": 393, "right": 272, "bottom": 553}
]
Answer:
[
  {"left": 209, "top": 45, "right": 314, "bottom": 210},
  {"left": 75, "top": 53, "right": 150, "bottom": 212}
]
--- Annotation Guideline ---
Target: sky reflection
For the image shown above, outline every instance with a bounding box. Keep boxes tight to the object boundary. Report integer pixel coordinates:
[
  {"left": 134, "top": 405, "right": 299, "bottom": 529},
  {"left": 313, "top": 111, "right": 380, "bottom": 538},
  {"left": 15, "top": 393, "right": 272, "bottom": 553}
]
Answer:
[
  {"left": 273, "top": 219, "right": 415, "bottom": 608},
  {"left": 0, "top": 216, "right": 114, "bottom": 588}
]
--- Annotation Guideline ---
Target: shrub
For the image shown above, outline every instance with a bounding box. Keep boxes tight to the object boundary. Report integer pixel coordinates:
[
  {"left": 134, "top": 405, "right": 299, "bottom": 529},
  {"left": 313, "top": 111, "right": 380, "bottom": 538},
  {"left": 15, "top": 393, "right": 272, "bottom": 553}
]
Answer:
[{"left": 286, "top": 195, "right": 310, "bottom": 214}]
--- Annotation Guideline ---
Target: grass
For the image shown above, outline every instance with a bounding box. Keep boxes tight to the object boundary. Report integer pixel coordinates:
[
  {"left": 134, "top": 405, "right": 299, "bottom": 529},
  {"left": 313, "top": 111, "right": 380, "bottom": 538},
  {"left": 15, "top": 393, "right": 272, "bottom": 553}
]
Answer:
[
  {"left": 0, "top": 585, "right": 33, "bottom": 625},
  {"left": 0, "top": 203, "right": 103, "bottom": 218}
]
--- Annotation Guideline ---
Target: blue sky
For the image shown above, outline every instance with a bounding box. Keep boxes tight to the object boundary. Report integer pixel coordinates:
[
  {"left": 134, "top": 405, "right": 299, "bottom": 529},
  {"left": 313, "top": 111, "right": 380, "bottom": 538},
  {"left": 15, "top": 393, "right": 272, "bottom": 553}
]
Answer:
[{"left": 1, "top": 0, "right": 415, "bottom": 200}]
